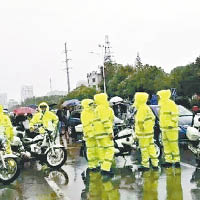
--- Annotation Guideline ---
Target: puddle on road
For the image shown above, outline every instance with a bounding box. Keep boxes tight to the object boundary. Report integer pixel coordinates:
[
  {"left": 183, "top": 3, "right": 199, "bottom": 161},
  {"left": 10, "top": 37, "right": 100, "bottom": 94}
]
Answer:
[
  {"left": 0, "top": 161, "right": 68, "bottom": 200},
  {"left": 61, "top": 144, "right": 200, "bottom": 200},
  {"left": 2, "top": 143, "right": 200, "bottom": 199}
]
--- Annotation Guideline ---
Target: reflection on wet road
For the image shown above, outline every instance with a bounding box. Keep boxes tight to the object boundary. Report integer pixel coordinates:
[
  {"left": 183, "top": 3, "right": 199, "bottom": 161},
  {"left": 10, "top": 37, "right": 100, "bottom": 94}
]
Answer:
[{"left": 1, "top": 143, "right": 200, "bottom": 199}]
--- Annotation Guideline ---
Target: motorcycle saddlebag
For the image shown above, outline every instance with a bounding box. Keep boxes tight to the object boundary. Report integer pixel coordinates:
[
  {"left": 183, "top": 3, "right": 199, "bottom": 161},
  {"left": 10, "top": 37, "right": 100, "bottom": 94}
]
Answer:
[{"left": 187, "top": 126, "right": 200, "bottom": 141}]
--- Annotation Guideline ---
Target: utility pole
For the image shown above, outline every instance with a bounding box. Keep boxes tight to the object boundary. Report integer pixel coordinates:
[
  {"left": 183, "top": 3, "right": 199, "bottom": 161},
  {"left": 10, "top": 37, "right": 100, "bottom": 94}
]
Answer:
[
  {"left": 49, "top": 77, "right": 52, "bottom": 92},
  {"left": 64, "top": 42, "right": 71, "bottom": 93},
  {"left": 104, "top": 35, "right": 112, "bottom": 63},
  {"left": 98, "top": 44, "right": 106, "bottom": 93},
  {"left": 98, "top": 35, "right": 113, "bottom": 93}
]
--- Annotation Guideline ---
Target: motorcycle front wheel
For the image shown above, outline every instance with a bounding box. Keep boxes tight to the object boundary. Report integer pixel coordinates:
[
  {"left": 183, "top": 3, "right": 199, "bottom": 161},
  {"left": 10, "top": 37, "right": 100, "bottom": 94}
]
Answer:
[
  {"left": 155, "top": 143, "right": 162, "bottom": 159},
  {"left": 46, "top": 148, "right": 67, "bottom": 169},
  {"left": 0, "top": 157, "right": 20, "bottom": 185}
]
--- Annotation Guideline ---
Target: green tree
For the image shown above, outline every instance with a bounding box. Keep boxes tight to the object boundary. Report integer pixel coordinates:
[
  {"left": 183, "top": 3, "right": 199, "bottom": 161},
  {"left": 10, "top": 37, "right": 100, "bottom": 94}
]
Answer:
[
  {"left": 21, "top": 95, "right": 65, "bottom": 107},
  {"left": 134, "top": 64, "right": 170, "bottom": 94},
  {"left": 170, "top": 58, "right": 200, "bottom": 98},
  {"left": 58, "top": 86, "right": 98, "bottom": 107}
]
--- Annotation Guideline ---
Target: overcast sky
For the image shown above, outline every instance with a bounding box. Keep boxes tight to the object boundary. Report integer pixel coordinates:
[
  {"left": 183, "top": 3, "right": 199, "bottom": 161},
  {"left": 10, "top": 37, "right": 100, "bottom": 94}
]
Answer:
[{"left": 0, "top": 0, "right": 200, "bottom": 101}]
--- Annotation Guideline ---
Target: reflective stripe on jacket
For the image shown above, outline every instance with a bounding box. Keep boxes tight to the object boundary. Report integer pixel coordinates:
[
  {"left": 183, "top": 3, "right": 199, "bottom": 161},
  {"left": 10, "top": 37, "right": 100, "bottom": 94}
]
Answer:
[{"left": 135, "top": 104, "right": 155, "bottom": 138}]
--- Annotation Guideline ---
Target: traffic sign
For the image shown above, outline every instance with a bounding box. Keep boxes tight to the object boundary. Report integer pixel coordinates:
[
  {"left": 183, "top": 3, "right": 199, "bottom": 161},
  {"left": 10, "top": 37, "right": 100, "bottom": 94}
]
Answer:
[{"left": 171, "top": 88, "right": 176, "bottom": 96}]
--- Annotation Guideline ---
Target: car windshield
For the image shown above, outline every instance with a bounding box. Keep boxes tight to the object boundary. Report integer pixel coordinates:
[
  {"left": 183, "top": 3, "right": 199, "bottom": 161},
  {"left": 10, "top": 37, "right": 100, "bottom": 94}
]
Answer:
[
  {"left": 150, "top": 105, "right": 159, "bottom": 117},
  {"left": 71, "top": 111, "right": 81, "bottom": 118},
  {"left": 150, "top": 104, "right": 193, "bottom": 126},
  {"left": 178, "top": 105, "right": 193, "bottom": 116}
]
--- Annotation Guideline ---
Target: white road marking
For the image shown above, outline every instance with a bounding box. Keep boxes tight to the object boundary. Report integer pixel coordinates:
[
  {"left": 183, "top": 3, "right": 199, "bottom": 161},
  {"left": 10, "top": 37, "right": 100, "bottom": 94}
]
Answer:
[
  {"left": 44, "top": 175, "right": 71, "bottom": 200},
  {"left": 35, "top": 162, "right": 71, "bottom": 200},
  {"left": 180, "top": 162, "right": 196, "bottom": 169}
]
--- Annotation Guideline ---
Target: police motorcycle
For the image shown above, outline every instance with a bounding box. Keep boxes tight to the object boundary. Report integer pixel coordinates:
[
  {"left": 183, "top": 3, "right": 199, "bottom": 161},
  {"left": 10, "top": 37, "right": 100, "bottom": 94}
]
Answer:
[
  {"left": 78, "top": 115, "right": 161, "bottom": 160},
  {"left": 113, "top": 116, "right": 161, "bottom": 159},
  {"left": 186, "top": 112, "right": 200, "bottom": 165},
  {"left": 0, "top": 136, "right": 21, "bottom": 184},
  {"left": 113, "top": 116, "right": 135, "bottom": 157},
  {"left": 13, "top": 124, "right": 67, "bottom": 169}
]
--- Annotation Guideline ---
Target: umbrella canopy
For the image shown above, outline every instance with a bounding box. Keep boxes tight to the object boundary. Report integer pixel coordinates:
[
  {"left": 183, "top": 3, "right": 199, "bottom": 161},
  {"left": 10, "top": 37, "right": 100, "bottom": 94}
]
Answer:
[
  {"left": 13, "top": 107, "right": 36, "bottom": 115},
  {"left": 27, "top": 104, "right": 38, "bottom": 109},
  {"left": 110, "top": 96, "right": 123, "bottom": 103},
  {"left": 62, "top": 99, "right": 80, "bottom": 107}
]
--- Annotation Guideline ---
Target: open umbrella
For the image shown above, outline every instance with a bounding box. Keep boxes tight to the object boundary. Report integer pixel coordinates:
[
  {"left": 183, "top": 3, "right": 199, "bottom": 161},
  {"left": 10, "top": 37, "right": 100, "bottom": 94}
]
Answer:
[
  {"left": 27, "top": 104, "right": 38, "bottom": 109},
  {"left": 110, "top": 96, "right": 123, "bottom": 104},
  {"left": 62, "top": 99, "right": 80, "bottom": 107},
  {"left": 13, "top": 107, "right": 36, "bottom": 115}
]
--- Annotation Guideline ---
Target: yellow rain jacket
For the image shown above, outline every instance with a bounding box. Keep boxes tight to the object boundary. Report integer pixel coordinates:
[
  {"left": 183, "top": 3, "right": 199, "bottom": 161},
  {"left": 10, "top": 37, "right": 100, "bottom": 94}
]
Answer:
[
  {"left": 157, "top": 90, "right": 178, "bottom": 129},
  {"left": 81, "top": 99, "right": 95, "bottom": 139},
  {"left": 0, "top": 105, "right": 14, "bottom": 154},
  {"left": 81, "top": 99, "right": 99, "bottom": 169},
  {"left": 0, "top": 105, "right": 14, "bottom": 141},
  {"left": 30, "top": 102, "right": 58, "bottom": 134},
  {"left": 133, "top": 93, "right": 155, "bottom": 138},
  {"left": 93, "top": 93, "right": 114, "bottom": 138}
]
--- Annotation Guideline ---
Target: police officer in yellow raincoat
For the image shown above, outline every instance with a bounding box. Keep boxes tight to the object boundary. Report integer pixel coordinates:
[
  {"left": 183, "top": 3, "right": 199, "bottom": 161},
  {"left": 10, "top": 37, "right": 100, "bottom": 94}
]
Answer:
[
  {"left": 133, "top": 92, "right": 159, "bottom": 171},
  {"left": 29, "top": 102, "right": 58, "bottom": 135},
  {"left": 81, "top": 99, "right": 99, "bottom": 170},
  {"left": 93, "top": 93, "right": 115, "bottom": 176},
  {"left": 157, "top": 89, "right": 180, "bottom": 168},
  {"left": 0, "top": 104, "right": 14, "bottom": 154}
]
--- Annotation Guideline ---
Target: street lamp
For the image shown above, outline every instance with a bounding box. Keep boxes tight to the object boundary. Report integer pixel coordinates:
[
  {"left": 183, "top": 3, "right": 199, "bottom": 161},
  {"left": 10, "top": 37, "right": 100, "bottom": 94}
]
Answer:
[{"left": 89, "top": 48, "right": 107, "bottom": 93}]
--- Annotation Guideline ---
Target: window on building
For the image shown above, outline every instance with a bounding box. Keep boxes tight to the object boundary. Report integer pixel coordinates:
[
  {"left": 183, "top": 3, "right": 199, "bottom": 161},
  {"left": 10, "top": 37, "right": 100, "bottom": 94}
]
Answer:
[{"left": 92, "top": 78, "right": 95, "bottom": 83}]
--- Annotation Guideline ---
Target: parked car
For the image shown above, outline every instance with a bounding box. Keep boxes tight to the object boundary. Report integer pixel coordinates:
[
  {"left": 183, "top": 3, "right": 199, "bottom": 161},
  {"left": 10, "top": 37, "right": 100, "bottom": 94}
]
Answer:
[
  {"left": 67, "top": 110, "right": 82, "bottom": 141},
  {"left": 150, "top": 105, "right": 193, "bottom": 144}
]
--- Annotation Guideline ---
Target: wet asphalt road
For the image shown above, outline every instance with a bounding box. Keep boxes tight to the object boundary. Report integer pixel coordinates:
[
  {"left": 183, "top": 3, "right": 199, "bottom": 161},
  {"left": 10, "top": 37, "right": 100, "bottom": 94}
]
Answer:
[{"left": 1, "top": 142, "right": 200, "bottom": 200}]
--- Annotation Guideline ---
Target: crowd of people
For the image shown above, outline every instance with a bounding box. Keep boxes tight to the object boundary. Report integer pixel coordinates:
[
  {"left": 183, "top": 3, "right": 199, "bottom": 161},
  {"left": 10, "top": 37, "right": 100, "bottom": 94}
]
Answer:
[
  {"left": 80, "top": 89, "right": 180, "bottom": 180},
  {"left": 0, "top": 102, "right": 59, "bottom": 156},
  {"left": 0, "top": 89, "right": 180, "bottom": 177}
]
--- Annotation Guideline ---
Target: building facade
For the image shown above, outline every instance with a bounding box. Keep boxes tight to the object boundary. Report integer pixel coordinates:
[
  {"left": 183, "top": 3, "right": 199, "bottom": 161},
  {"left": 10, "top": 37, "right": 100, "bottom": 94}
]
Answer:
[
  {"left": 21, "top": 85, "right": 34, "bottom": 102},
  {"left": 8, "top": 99, "right": 19, "bottom": 110},
  {"left": 0, "top": 93, "right": 7, "bottom": 108},
  {"left": 87, "top": 71, "right": 102, "bottom": 90}
]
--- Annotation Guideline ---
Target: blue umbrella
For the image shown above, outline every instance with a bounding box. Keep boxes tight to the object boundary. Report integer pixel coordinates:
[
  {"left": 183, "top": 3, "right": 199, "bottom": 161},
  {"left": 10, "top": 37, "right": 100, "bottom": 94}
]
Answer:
[{"left": 62, "top": 99, "right": 80, "bottom": 107}]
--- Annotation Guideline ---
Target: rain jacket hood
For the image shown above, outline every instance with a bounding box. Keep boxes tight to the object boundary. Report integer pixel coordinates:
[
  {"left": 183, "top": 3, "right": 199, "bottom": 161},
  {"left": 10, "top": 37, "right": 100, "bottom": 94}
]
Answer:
[
  {"left": 157, "top": 90, "right": 171, "bottom": 105},
  {"left": 94, "top": 93, "right": 109, "bottom": 106},
  {"left": 81, "top": 99, "right": 94, "bottom": 110},
  {"left": 133, "top": 92, "right": 149, "bottom": 109},
  {"left": 38, "top": 102, "right": 49, "bottom": 112}
]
